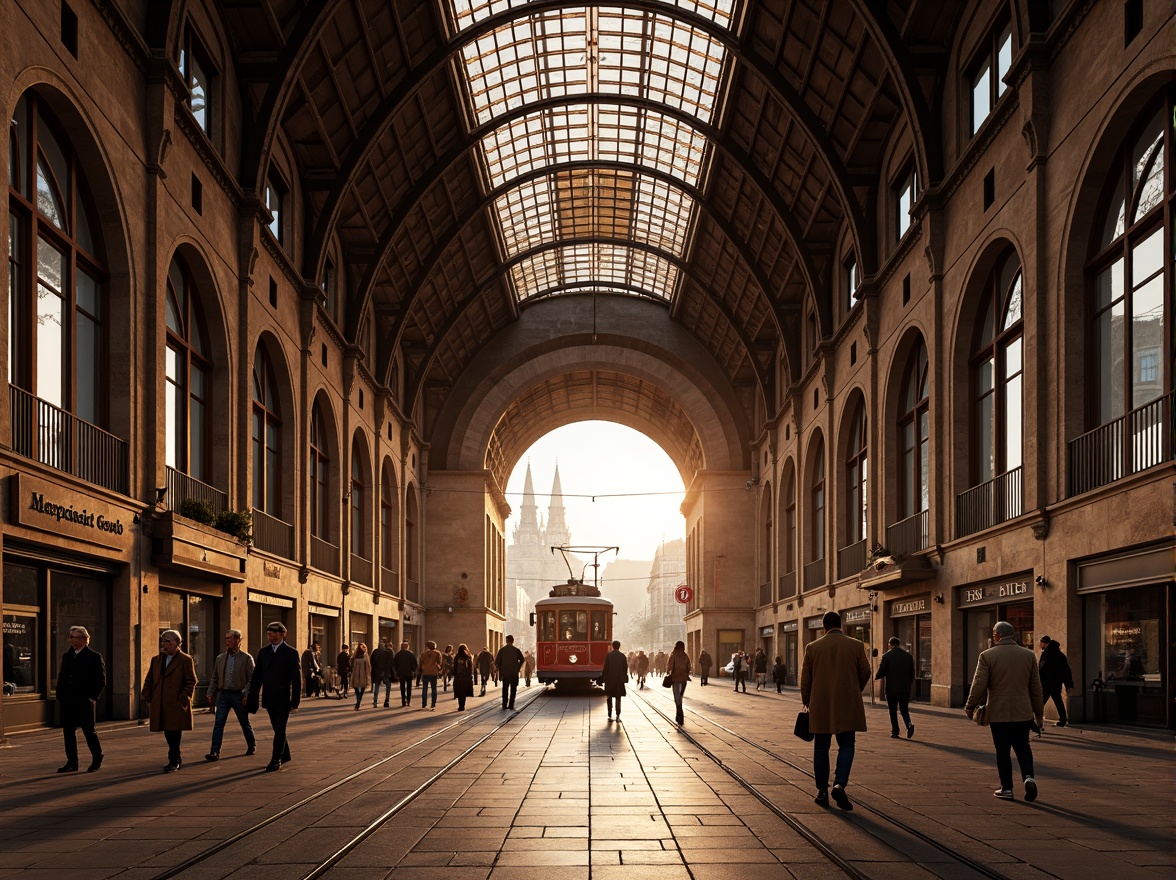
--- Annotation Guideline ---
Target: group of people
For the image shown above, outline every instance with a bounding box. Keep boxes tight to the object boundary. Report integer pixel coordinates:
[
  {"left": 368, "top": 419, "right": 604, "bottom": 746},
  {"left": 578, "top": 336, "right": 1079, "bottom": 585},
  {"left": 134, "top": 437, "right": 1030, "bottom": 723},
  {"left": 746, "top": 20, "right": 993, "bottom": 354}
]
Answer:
[
  {"left": 601, "top": 639, "right": 692, "bottom": 724},
  {"left": 728, "top": 648, "right": 788, "bottom": 693}
]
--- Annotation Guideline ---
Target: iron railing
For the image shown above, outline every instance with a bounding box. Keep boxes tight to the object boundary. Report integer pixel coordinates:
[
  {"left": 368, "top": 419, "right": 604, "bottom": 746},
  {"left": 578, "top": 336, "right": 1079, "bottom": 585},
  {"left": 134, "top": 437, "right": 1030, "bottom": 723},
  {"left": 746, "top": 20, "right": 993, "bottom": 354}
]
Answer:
[
  {"left": 956, "top": 466, "right": 1022, "bottom": 538},
  {"left": 252, "top": 508, "right": 294, "bottom": 558},
  {"left": 778, "top": 570, "right": 796, "bottom": 600},
  {"left": 10, "top": 386, "right": 128, "bottom": 494},
  {"left": 311, "top": 536, "right": 339, "bottom": 575},
  {"left": 838, "top": 538, "right": 867, "bottom": 579},
  {"left": 886, "top": 509, "right": 929, "bottom": 557},
  {"left": 166, "top": 466, "right": 227, "bottom": 517},
  {"left": 406, "top": 578, "right": 420, "bottom": 604},
  {"left": 759, "top": 582, "right": 771, "bottom": 606},
  {"left": 803, "top": 558, "right": 825, "bottom": 592},
  {"left": 351, "top": 554, "right": 372, "bottom": 586},
  {"left": 380, "top": 566, "right": 398, "bottom": 597},
  {"left": 1068, "top": 391, "right": 1173, "bottom": 496}
]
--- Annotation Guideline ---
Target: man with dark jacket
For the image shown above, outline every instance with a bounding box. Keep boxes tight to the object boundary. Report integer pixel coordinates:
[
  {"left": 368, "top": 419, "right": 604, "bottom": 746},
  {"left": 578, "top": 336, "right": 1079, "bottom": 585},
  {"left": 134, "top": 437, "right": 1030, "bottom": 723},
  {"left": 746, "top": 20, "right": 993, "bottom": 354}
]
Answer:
[
  {"left": 248, "top": 621, "right": 301, "bottom": 772},
  {"left": 875, "top": 636, "right": 916, "bottom": 739},
  {"left": 392, "top": 641, "right": 417, "bottom": 707},
  {"left": 495, "top": 635, "right": 525, "bottom": 710},
  {"left": 601, "top": 640, "right": 628, "bottom": 721},
  {"left": 56, "top": 625, "right": 106, "bottom": 773},
  {"left": 370, "top": 638, "right": 393, "bottom": 708},
  {"left": 301, "top": 642, "right": 322, "bottom": 697},
  {"left": 476, "top": 647, "right": 494, "bottom": 696},
  {"left": 1038, "top": 636, "right": 1074, "bottom": 727}
]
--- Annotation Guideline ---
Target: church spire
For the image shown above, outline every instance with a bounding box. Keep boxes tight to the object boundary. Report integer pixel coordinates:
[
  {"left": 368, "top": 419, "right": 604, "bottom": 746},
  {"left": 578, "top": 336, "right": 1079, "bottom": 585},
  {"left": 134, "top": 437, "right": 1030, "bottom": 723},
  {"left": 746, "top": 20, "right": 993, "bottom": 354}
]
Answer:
[
  {"left": 520, "top": 460, "right": 538, "bottom": 530},
  {"left": 545, "top": 461, "right": 569, "bottom": 542}
]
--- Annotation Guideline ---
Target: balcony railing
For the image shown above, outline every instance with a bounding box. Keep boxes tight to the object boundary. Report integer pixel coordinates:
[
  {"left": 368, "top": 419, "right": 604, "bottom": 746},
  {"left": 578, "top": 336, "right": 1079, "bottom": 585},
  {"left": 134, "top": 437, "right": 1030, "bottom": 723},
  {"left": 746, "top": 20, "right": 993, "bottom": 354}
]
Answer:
[
  {"left": 778, "top": 570, "right": 796, "bottom": 600},
  {"left": 886, "top": 510, "right": 929, "bottom": 557},
  {"left": 956, "top": 466, "right": 1022, "bottom": 538},
  {"left": 10, "top": 386, "right": 128, "bottom": 494},
  {"left": 759, "top": 582, "right": 771, "bottom": 607},
  {"left": 351, "top": 553, "right": 372, "bottom": 586},
  {"left": 406, "top": 577, "right": 420, "bottom": 604},
  {"left": 252, "top": 508, "right": 294, "bottom": 558},
  {"left": 380, "top": 566, "right": 398, "bottom": 597},
  {"left": 165, "top": 466, "right": 227, "bottom": 517},
  {"left": 1068, "top": 391, "right": 1173, "bottom": 496},
  {"left": 838, "top": 538, "right": 867, "bottom": 579},
  {"left": 803, "top": 558, "right": 825, "bottom": 592},
  {"left": 311, "top": 536, "right": 339, "bottom": 575}
]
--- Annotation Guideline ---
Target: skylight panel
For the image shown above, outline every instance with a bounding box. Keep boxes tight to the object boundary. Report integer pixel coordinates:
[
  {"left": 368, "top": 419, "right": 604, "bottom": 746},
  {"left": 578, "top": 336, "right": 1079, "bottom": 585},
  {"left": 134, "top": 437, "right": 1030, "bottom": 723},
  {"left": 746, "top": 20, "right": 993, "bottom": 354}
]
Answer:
[
  {"left": 509, "top": 243, "right": 679, "bottom": 302},
  {"left": 447, "top": 1, "right": 738, "bottom": 34}
]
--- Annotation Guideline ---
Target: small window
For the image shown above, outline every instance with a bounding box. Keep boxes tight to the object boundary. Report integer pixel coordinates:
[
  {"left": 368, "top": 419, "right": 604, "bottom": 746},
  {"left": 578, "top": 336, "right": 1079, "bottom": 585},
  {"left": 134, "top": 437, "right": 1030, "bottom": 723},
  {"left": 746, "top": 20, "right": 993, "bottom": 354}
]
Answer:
[
  {"left": 846, "top": 258, "right": 859, "bottom": 310},
  {"left": 180, "top": 30, "right": 215, "bottom": 137},
  {"left": 60, "top": 1, "right": 78, "bottom": 58},
  {"left": 969, "top": 19, "right": 1013, "bottom": 136},
  {"left": 896, "top": 167, "right": 916, "bottom": 240},
  {"left": 265, "top": 175, "right": 284, "bottom": 243},
  {"left": 1124, "top": 0, "right": 1143, "bottom": 46}
]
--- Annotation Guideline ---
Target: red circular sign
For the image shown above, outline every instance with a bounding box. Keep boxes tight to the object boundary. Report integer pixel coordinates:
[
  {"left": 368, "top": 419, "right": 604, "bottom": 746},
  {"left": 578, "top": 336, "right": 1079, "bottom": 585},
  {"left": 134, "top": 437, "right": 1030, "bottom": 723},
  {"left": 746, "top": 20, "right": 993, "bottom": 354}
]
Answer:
[{"left": 675, "top": 585, "right": 694, "bottom": 604}]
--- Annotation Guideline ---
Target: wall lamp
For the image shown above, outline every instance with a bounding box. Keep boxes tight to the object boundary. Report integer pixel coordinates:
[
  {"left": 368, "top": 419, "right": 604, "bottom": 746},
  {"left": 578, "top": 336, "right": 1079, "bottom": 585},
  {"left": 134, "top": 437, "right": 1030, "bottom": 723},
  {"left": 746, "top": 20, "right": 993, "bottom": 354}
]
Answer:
[
  {"left": 1035, "top": 575, "right": 1048, "bottom": 588},
  {"left": 933, "top": 593, "right": 945, "bottom": 604}
]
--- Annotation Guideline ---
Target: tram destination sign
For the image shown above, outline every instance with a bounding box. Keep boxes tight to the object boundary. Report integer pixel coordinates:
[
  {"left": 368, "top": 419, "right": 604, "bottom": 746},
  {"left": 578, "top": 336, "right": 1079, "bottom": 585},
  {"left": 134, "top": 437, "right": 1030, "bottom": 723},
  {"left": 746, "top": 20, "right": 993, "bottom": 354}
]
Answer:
[{"left": 9, "top": 474, "right": 134, "bottom": 551}]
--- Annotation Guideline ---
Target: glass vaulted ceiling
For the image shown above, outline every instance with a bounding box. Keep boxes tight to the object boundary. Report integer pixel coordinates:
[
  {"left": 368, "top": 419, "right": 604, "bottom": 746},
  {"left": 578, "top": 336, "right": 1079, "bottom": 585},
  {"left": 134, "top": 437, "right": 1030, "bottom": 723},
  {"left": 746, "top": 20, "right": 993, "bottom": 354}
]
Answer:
[{"left": 445, "top": 1, "right": 738, "bottom": 303}]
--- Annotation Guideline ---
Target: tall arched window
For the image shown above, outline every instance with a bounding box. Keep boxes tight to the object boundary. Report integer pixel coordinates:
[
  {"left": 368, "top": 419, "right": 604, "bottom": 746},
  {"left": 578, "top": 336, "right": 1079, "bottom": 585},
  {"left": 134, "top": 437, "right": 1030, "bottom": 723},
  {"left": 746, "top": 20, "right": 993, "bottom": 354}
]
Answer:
[
  {"left": 1082, "top": 99, "right": 1172, "bottom": 487},
  {"left": 8, "top": 92, "right": 106, "bottom": 426},
  {"left": 782, "top": 465, "right": 796, "bottom": 575},
  {"left": 350, "top": 437, "right": 368, "bottom": 558},
  {"left": 898, "top": 341, "right": 930, "bottom": 519},
  {"left": 309, "top": 404, "right": 330, "bottom": 541},
  {"left": 251, "top": 347, "right": 281, "bottom": 515},
  {"left": 971, "top": 252, "right": 1023, "bottom": 487},
  {"left": 810, "top": 442, "right": 825, "bottom": 562},
  {"left": 381, "top": 461, "right": 397, "bottom": 586},
  {"left": 845, "top": 404, "right": 868, "bottom": 544},
  {"left": 165, "top": 257, "right": 212, "bottom": 485}
]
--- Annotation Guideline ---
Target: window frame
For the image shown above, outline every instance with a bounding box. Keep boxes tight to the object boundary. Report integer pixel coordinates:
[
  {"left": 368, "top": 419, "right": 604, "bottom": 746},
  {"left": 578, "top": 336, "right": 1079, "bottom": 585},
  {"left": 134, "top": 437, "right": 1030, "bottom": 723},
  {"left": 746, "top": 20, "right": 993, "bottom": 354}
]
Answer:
[
  {"left": 895, "top": 164, "right": 917, "bottom": 241},
  {"left": 845, "top": 404, "right": 868, "bottom": 544},
  {"left": 898, "top": 342, "right": 931, "bottom": 519},
  {"left": 809, "top": 442, "right": 825, "bottom": 563},
  {"left": 179, "top": 27, "right": 217, "bottom": 139},
  {"left": 967, "top": 16, "right": 1013, "bottom": 137},
  {"left": 309, "top": 404, "right": 331, "bottom": 541},
  {"left": 251, "top": 348, "right": 282, "bottom": 516},
  {"left": 350, "top": 441, "right": 367, "bottom": 559},
  {"left": 265, "top": 172, "right": 286, "bottom": 245},
  {"left": 164, "top": 257, "right": 213, "bottom": 482}
]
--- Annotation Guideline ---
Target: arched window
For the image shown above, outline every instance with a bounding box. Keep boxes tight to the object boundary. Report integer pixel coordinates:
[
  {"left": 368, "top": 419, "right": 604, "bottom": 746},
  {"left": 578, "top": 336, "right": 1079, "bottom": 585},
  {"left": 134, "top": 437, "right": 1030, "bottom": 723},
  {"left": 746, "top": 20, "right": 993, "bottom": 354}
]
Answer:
[
  {"left": 165, "top": 257, "right": 212, "bottom": 485},
  {"left": 782, "top": 465, "right": 796, "bottom": 575},
  {"left": 898, "top": 341, "right": 930, "bottom": 519},
  {"left": 971, "top": 252, "right": 1023, "bottom": 487},
  {"left": 350, "top": 438, "right": 368, "bottom": 558},
  {"left": 381, "top": 461, "right": 397, "bottom": 585},
  {"left": 1084, "top": 101, "right": 1172, "bottom": 482},
  {"left": 405, "top": 488, "right": 419, "bottom": 602},
  {"left": 845, "top": 404, "right": 868, "bottom": 544},
  {"left": 760, "top": 483, "right": 772, "bottom": 605},
  {"left": 8, "top": 92, "right": 106, "bottom": 426},
  {"left": 251, "top": 347, "right": 281, "bottom": 515},
  {"left": 309, "top": 403, "right": 330, "bottom": 541},
  {"left": 810, "top": 442, "right": 825, "bottom": 563}
]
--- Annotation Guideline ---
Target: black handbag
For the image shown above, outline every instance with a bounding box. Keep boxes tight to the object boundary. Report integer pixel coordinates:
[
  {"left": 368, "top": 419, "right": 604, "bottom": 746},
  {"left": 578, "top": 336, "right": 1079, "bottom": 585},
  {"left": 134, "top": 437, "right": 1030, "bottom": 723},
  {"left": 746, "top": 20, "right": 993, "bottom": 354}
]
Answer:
[
  {"left": 793, "top": 710, "right": 814, "bottom": 741},
  {"left": 662, "top": 675, "right": 673, "bottom": 688}
]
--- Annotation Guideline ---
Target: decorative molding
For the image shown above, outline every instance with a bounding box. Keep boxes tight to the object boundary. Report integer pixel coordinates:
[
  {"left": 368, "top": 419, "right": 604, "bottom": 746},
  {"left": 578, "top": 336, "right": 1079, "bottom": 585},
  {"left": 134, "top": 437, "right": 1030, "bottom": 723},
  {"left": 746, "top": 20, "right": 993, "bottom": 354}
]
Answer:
[
  {"left": 1030, "top": 509, "right": 1050, "bottom": 541},
  {"left": 92, "top": 0, "right": 150, "bottom": 76}
]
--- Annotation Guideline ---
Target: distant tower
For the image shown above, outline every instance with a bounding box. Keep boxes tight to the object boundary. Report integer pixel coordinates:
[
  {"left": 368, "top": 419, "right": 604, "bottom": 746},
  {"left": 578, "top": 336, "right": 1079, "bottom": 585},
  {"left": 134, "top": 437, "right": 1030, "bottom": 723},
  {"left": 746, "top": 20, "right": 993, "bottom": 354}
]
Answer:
[{"left": 543, "top": 462, "right": 571, "bottom": 553}]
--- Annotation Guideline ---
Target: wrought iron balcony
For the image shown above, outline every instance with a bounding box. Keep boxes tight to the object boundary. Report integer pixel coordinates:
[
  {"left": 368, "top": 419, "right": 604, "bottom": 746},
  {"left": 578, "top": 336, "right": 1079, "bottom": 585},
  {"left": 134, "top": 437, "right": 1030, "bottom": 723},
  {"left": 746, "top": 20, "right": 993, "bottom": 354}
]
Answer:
[
  {"left": 759, "top": 581, "right": 771, "bottom": 607},
  {"left": 837, "top": 538, "right": 867, "bottom": 579},
  {"left": 311, "top": 536, "right": 339, "bottom": 575},
  {"left": 10, "top": 386, "right": 128, "bottom": 494},
  {"left": 1068, "top": 391, "right": 1173, "bottom": 496},
  {"left": 956, "top": 466, "right": 1022, "bottom": 538},
  {"left": 803, "top": 557, "right": 825, "bottom": 592},
  {"left": 351, "top": 553, "right": 372, "bottom": 586},
  {"left": 252, "top": 508, "right": 294, "bottom": 559},
  {"left": 165, "top": 466, "right": 227, "bottom": 517},
  {"left": 886, "top": 510, "right": 929, "bottom": 557},
  {"left": 778, "top": 570, "right": 796, "bottom": 600}
]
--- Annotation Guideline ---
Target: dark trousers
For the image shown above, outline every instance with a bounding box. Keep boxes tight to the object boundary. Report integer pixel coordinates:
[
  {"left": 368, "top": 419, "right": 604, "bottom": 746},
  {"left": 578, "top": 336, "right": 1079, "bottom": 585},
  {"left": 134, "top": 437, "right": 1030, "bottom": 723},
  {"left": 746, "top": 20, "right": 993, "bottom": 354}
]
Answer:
[
  {"left": 607, "top": 695, "right": 622, "bottom": 717},
  {"left": 886, "top": 695, "right": 913, "bottom": 733},
  {"left": 354, "top": 687, "right": 366, "bottom": 708},
  {"left": 700, "top": 671, "right": 708, "bottom": 685},
  {"left": 266, "top": 707, "right": 292, "bottom": 763},
  {"left": 1044, "top": 689, "right": 1067, "bottom": 724},
  {"left": 62, "top": 703, "right": 101, "bottom": 764},
  {"left": 399, "top": 677, "right": 413, "bottom": 705},
  {"left": 672, "top": 681, "right": 687, "bottom": 723},
  {"left": 734, "top": 670, "right": 746, "bottom": 691},
  {"left": 501, "top": 676, "right": 518, "bottom": 708},
  {"left": 210, "top": 691, "right": 255, "bottom": 753},
  {"left": 813, "top": 731, "right": 856, "bottom": 790},
  {"left": 163, "top": 729, "right": 183, "bottom": 765},
  {"left": 421, "top": 675, "right": 438, "bottom": 707},
  {"left": 989, "top": 721, "right": 1034, "bottom": 790},
  {"left": 373, "top": 677, "right": 392, "bottom": 706}
]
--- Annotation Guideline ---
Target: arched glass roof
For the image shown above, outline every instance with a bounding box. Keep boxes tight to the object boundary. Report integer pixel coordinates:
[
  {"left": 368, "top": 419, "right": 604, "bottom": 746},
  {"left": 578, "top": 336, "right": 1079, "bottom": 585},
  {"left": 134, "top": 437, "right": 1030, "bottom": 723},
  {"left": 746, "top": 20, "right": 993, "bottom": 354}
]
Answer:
[{"left": 445, "top": 1, "right": 739, "bottom": 303}]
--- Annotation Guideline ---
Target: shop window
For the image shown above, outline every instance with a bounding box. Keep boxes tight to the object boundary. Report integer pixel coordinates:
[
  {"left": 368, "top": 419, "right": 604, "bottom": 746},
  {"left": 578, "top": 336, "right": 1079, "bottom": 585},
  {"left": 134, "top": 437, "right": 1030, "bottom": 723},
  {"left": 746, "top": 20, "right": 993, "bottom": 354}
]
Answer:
[
  {"left": 165, "top": 256, "right": 213, "bottom": 486},
  {"left": 898, "top": 339, "right": 930, "bottom": 518},
  {"left": 1085, "top": 584, "right": 1166, "bottom": 726},
  {"left": 158, "top": 589, "right": 219, "bottom": 698},
  {"left": 968, "top": 18, "right": 1013, "bottom": 136}
]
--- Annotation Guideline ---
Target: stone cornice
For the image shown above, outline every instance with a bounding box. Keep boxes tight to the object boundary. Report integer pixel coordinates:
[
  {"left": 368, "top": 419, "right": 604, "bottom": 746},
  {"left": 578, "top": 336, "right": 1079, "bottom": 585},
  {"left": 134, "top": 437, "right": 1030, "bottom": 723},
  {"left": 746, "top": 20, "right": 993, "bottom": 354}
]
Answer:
[{"left": 91, "top": 0, "right": 149, "bottom": 76}]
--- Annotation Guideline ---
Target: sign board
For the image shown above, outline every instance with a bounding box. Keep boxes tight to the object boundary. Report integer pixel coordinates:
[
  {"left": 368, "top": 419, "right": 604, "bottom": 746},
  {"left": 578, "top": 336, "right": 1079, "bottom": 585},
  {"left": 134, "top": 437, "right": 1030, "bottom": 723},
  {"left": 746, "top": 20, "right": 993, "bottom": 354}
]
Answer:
[
  {"left": 309, "top": 604, "right": 339, "bottom": 618},
  {"left": 957, "top": 577, "right": 1034, "bottom": 609},
  {"left": 248, "top": 590, "right": 294, "bottom": 609},
  {"left": 675, "top": 584, "right": 694, "bottom": 604},
  {"left": 9, "top": 473, "right": 134, "bottom": 551},
  {"left": 781, "top": 621, "right": 798, "bottom": 632},
  {"left": 806, "top": 616, "right": 825, "bottom": 629},
  {"left": 890, "top": 596, "right": 929, "bottom": 618},
  {"left": 843, "top": 606, "right": 871, "bottom": 623},
  {"left": 760, "top": 626, "right": 774, "bottom": 636}
]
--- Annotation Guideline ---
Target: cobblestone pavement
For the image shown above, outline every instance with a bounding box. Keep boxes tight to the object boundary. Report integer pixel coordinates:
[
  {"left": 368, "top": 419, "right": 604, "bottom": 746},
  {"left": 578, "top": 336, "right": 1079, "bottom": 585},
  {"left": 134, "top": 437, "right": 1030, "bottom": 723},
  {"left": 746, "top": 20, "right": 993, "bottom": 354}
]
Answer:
[{"left": 0, "top": 680, "right": 1170, "bottom": 880}]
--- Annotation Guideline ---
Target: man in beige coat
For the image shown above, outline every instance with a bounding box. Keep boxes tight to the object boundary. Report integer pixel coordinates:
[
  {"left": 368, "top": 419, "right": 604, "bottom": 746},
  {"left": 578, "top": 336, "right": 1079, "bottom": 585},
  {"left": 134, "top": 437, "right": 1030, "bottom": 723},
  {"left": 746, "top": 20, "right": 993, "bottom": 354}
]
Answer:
[
  {"left": 142, "top": 629, "right": 197, "bottom": 773},
  {"left": 965, "top": 620, "right": 1044, "bottom": 801},
  {"left": 801, "top": 610, "right": 870, "bottom": 810}
]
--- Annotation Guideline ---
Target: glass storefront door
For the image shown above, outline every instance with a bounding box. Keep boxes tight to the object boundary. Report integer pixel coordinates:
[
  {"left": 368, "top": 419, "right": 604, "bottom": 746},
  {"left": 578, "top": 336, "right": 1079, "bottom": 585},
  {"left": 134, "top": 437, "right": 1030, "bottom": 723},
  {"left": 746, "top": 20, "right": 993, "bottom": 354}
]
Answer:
[
  {"left": 717, "top": 629, "right": 743, "bottom": 678},
  {"left": 783, "top": 631, "right": 798, "bottom": 686},
  {"left": 1085, "top": 583, "right": 1169, "bottom": 727},
  {"left": 895, "top": 614, "right": 932, "bottom": 701},
  {"left": 160, "top": 589, "right": 220, "bottom": 704},
  {"left": 964, "top": 601, "right": 1034, "bottom": 693}
]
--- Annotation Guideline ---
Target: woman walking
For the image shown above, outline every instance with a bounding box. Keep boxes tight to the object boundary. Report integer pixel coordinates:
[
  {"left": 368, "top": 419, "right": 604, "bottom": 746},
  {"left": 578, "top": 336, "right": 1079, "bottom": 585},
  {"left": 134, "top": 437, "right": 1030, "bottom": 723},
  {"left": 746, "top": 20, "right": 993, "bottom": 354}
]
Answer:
[
  {"left": 754, "top": 648, "right": 768, "bottom": 690},
  {"left": 336, "top": 645, "right": 352, "bottom": 698},
  {"left": 452, "top": 644, "right": 474, "bottom": 711},
  {"left": 666, "top": 640, "right": 691, "bottom": 726},
  {"left": 350, "top": 644, "right": 371, "bottom": 710}
]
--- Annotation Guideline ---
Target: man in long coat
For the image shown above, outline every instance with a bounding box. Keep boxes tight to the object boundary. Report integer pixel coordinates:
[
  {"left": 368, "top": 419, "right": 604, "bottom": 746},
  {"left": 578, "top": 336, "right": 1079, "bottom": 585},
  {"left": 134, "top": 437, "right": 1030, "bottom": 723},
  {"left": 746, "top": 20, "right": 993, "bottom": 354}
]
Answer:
[
  {"left": 248, "top": 621, "right": 302, "bottom": 772},
  {"left": 698, "top": 649, "right": 713, "bottom": 686},
  {"left": 56, "top": 625, "right": 106, "bottom": 772},
  {"left": 600, "top": 640, "right": 628, "bottom": 721},
  {"left": 495, "top": 635, "right": 525, "bottom": 710},
  {"left": 875, "top": 636, "right": 916, "bottom": 738},
  {"left": 142, "top": 629, "right": 197, "bottom": 773},
  {"left": 801, "top": 611, "right": 870, "bottom": 811}
]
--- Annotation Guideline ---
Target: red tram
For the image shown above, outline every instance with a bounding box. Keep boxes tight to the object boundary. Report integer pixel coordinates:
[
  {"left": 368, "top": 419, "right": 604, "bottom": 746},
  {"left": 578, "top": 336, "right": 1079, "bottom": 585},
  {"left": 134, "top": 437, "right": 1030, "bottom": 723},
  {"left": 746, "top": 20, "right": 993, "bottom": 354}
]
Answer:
[{"left": 531, "top": 581, "right": 613, "bottom": 684}]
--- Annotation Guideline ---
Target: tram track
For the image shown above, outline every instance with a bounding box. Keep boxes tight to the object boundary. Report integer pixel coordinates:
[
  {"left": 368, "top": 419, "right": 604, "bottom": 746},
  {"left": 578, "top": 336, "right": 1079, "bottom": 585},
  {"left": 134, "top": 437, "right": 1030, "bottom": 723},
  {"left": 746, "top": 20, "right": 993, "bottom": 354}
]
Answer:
[
  {"left": 631, "top": 688, "right": 1020, "bottom": 880},
  {"left": 150, "top": 689, "right": 544, "bottom": 880}
]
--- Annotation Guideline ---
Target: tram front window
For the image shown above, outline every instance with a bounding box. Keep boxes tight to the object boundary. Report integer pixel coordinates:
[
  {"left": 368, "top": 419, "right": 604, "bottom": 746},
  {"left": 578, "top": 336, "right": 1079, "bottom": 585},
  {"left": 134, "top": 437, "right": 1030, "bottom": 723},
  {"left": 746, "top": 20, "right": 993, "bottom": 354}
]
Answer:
[
  {"left": 591, "top": 611, "right": 607, "bottom": 640},
  {"left": 560, "top": 611, "right": 588, "bottom": 641},
  {"left": 540, "top": 611, "right": 556, "bottom": 642}
]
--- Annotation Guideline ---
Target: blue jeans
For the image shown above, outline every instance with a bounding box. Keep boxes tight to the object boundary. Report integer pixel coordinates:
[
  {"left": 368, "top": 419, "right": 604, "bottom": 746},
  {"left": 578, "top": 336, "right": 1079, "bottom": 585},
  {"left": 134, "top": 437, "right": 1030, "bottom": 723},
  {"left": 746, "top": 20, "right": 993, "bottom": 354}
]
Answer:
[
  {"left": 672, "top": 681, "right": 687, "bottom": 722},
  {"left": 420, "top": 675, "right": 438, "bottom": 707},
  {"left": 210, "top": 691, "right": 255, "bottom": 753},
  {"left": 813, "top": 731, "right": 856, "bottom": 790}
]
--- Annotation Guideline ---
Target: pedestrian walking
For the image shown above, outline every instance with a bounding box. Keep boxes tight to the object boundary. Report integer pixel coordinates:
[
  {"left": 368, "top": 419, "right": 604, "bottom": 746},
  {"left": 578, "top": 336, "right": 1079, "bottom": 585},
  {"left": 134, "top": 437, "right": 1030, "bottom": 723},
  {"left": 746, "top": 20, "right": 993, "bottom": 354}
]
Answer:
[
  {"left": 476, "top": 647, "right": 493, "bottom": 696},
  {"left": 754, "top": 648, "right": 768, "bottom": 690},
  {"left": 371, "top": 638, "right": 393, "bottom": 708},
  {"left": 442, "top": 645, "right": 454, "bottom": 692},
  {"left": 666, "top": 640, "right": 691, "bottom": 725},
  {"left": 1038, "top": 636, "right": 1073, "bottom": 727},
  {"left": 636, "top": 650, "right": 650, "bottom": 688},
  {"left": 698, "top": 649, "right": 712, "bottom": 686},
  {"left": 393, "top": 641, "right": 417, "bottom": 706},
  {"left": 205, "top": 628, "right": 256, "bottom": 761},
  {"left": 56, "top": 625, "right": 105, "bottom": 773},
  {"left": 772, "top": 655, "right": 787, "bottom": 693},
  {"left": 247, "top": 621, "right": 302, "bottom": 772},
  {"left": 336, "top": 645, "right": 352, "bottom": 698},
  {"left": 452, "top": 644, "right": 475, "bottom": 711},
  {"left": 966, "top": 620, "right": 1044, "bottom": 801},
  {"left": 523, "top": 649, "right": 535, "bottom": 686},
  {"left": 495, "top": 635, "right": 525, "bottom": 709},
  {"left": 801, "top": 611, "right": 870, "bottom": 811},
  {"left": 601, "top": 640, "right": 628, "bottom": 721},
  {"left": 142, "top": 629, "right": 197, "bottom": 773},
  {"left": 350, "top": 644, "right": 371, "bottom": 710},
  {"left": 419, "top": 640, "right": 442, "bottom": 709},
  {"left": 301, "top": 642, "right": 322, "bottom": 698},
  {"left": 875, "top": 636, "right": 916, "bottom": 739},
  {"left": 732, "top": 651, "right": 746, "bottom": 692},
  {"left": 654, "top": 650, "right": 667, "bottom": 677}
]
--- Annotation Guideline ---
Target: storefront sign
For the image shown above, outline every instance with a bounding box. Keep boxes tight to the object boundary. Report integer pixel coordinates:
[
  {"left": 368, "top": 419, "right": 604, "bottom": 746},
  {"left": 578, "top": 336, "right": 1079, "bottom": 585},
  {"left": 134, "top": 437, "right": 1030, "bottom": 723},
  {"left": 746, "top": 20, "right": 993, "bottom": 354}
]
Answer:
[
  {"left": 248, "top": 590, "right": 294, "bottom": 609},
  {"left": 309, "top": 603, "right": 339, "bottom": 618},
  {"left": 806, "top": 616, "right": 824, "bottom": 629},
  {"left": 843, "top": 606, "right": 871, "bottom": 623},
  {"left": 781, "top": 621, "right": 798, "bottom": 632},
  {"left": 10, "top": 474, "right": 134, "bottom": 551},
  {"left": 957, "top": 577, "right": 1034, "bottom": 608},
  {"left": 890, "top": 596, "right": 929, "bottom": 617},
  {"left": 760, "top": 626, "right": 774, "bottom": 636},
  {"left": 263, "top": 562, "right": 282, "bottom": 579}
]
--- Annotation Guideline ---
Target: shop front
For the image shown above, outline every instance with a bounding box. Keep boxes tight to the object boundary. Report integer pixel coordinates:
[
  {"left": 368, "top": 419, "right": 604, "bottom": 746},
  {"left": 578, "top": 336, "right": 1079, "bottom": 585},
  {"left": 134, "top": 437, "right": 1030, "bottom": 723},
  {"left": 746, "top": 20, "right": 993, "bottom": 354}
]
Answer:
[
  {"left": 1078, "top": 543, "right": 1174, "bottom": 729},
  {"left": 842, "top": 606, "right": 873, "bottom": 657},
  {"left": 889, "top": 596, "right": 932, "bottom": 701},
  {"left": 158, "top": 585, "right": 222, "bottom": 705},
  {"left": 759, "top": 625, "right": 775, "bottom": 661},
  {"left": 780, "top": 620, "right": 798, "bottom": 686},
  {"left": 308, "top": 603, "right": 340, "bottom": 661},
  {"left": 248, "top": 590, "right": 293, "bottom": 653},
  {"left": 958, "top": 575, "right": 1034, "bottom": 694},
  {"left": 804, "top": 614, "right": 824, "bottom": 648},
  {"left": 349, "top": 611, "right": 371, "bottom": 650},
  {"left": 377, "top": 615, "right": 398, "bottom": 648},
  {"left": 717, "top": 629, "right": 743, "bottom": 676}
]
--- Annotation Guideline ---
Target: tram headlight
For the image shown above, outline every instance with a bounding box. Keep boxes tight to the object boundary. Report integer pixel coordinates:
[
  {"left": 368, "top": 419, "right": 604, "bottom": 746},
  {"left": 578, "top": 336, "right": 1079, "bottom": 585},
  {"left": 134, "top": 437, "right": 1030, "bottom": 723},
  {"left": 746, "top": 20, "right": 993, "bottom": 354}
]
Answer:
[{"left": 569, "top": 654, "right": 578, "bottom": 663}]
